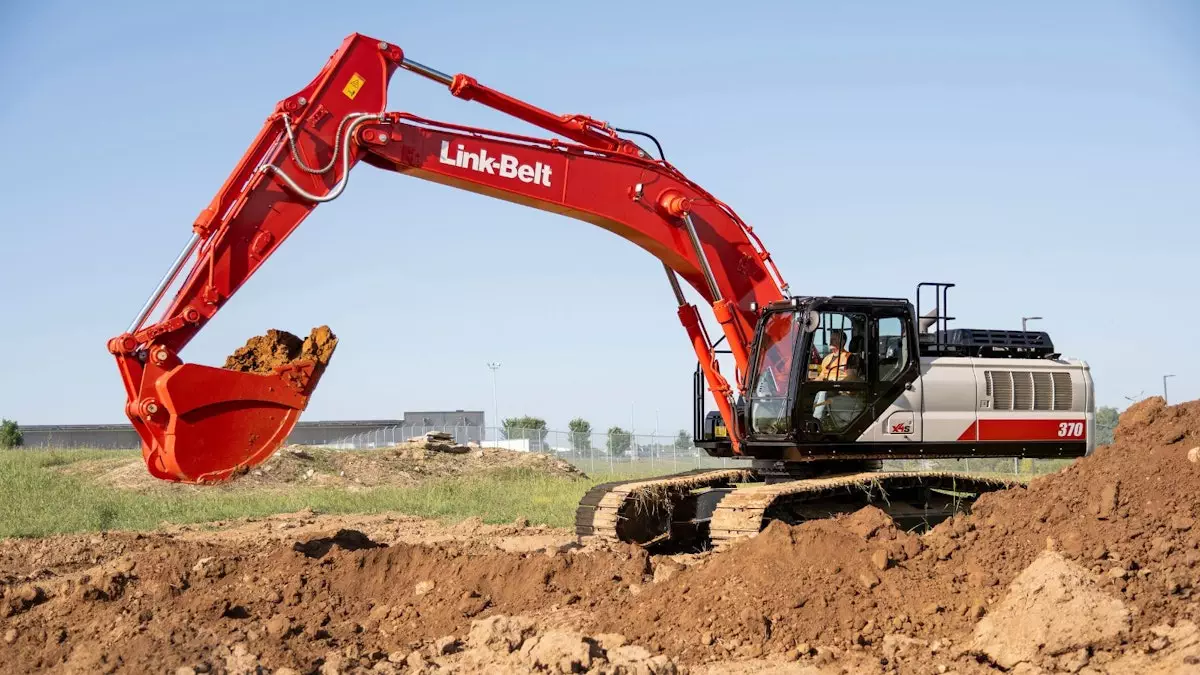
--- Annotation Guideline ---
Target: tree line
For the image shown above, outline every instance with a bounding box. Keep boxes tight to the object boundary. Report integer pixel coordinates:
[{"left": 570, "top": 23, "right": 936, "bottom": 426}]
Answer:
[
  {"left": 1, "top": 419, "right": 23, "bottom": 448},
  {"left": 500, "top": 415, "right": 691, "bottom": 456},
  {"left": 1096, "top": 406, "right": 1118, "bottom": 446}
]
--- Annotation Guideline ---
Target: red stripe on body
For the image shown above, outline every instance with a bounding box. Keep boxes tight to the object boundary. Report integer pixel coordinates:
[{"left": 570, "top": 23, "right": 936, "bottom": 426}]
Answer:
[{"left": 957, "top": 419, "right": 1086, "bottom": 442}]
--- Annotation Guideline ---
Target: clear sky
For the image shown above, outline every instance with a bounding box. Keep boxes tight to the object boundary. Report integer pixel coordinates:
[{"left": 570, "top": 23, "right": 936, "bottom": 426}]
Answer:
[{"left": 1, "top": 1, "right": 1198, "bottom": 436}]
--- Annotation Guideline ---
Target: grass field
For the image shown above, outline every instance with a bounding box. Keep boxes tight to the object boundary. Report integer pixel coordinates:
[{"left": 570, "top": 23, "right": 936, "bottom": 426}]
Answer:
[
  {"left": 0, "top": 449, "right": 649, "bottom": 539},
  {"left": 0, "top": 449, "right": 1077, "bottom": 539}
]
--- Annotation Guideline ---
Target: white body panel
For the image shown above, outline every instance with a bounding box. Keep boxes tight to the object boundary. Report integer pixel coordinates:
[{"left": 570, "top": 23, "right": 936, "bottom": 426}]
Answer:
[
  {"left": 869, "top": 368, "right": 924, "bottom": 441},
  {"left": 918, "top": 358, "right": 980, "bottom": 442},
  {"left": 859, "top": 356, "right": 1095, "bottom": 453}
]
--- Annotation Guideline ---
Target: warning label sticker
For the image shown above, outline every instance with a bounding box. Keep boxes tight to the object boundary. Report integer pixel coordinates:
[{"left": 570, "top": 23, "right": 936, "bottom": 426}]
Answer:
[{"left": 342, "top": 73, "right": 366, "bottom": 100}]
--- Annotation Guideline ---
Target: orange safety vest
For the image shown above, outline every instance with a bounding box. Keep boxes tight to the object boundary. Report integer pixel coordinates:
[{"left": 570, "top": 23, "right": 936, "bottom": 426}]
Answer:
[{"left": 818, "top": 349, "right": 854, "bottom": 381}]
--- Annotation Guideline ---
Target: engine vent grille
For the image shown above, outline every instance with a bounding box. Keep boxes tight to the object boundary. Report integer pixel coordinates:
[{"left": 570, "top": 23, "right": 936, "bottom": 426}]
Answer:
[
  {"left": 1052, "top": 372, "right": 1073, "bottom": 410},
  {"left": 985, "top": 371, "right": 1074, "bottom": 411}
]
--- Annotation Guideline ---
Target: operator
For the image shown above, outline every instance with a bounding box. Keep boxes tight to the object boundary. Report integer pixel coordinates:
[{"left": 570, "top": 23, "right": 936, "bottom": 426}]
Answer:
[
  {"left": 817, "top": 330, "right": 859, "bottom": 381},
  {"left": 813, "top": 329, "right": 864, "bottom": 430}
]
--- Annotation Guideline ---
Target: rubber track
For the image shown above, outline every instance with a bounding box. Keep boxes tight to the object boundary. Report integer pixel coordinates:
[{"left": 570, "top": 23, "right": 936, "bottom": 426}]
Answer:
[
  {"left": 574, "top": 469, "right": 752, "bottom": 540},
  {"left": 708, "top": 471, "right": 1021, "bottom": 544}
]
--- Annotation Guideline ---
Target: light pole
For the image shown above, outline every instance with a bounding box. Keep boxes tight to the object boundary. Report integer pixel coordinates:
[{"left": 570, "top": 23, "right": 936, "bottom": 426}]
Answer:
[
  {"left": 1022, "top": 316, "right": 1043, "bottom": 332},
  {"left": 487, "top": 362, "right": 501, "bottom": 444},
  {"left": 1164, "top": 374, "right": 1176, "bottom": 404}
]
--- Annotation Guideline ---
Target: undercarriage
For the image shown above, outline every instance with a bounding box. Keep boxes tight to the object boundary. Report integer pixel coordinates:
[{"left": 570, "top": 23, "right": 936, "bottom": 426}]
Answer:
[{"left": 574, "top": 460, "right": 1019, "bottom": 550}]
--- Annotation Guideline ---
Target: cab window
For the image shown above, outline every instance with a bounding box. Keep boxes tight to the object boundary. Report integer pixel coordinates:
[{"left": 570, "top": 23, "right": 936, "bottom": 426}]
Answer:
[
  {"left": 809, "top": 312, "right": 866, "bottom": 383},
  {"left": 877, "top": 316, "right": 909, "bottom": 383},
  {"left": 804, "top": 312, "right": 868, "bottom": 433},
  {"left": 749, "top": 311, "right": 800, "bottom": 434}
]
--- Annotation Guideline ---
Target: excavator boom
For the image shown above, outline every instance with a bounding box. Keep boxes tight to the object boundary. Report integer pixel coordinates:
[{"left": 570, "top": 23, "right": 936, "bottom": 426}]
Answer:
[{"left": 109, "top": 33, "right": 787, "bottom": 483}]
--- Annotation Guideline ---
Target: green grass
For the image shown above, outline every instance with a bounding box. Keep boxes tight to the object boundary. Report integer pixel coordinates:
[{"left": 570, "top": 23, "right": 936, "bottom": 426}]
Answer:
[
  {"left": 0, "top": 449, "right": 1078, "bottom": 540},
  {"left": 0, "top": 449, "right": 638, "bottom": 539}
]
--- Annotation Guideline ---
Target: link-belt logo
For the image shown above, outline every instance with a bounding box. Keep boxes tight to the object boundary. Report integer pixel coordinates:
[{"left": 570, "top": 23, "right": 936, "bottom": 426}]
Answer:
[{"left": 439, "top": 141, "right": 552, "bottom": 187}]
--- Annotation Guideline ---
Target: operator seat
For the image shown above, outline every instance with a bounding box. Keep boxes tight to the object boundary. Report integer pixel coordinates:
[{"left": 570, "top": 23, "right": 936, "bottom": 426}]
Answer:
[{"left": 846, "top": 335, "right": 865, "bottom": 375}]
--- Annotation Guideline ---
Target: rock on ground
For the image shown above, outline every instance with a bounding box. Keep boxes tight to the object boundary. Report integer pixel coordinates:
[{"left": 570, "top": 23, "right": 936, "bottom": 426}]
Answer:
[{"left": 969, "top": 550, "right": 1130, "bottom": 669}]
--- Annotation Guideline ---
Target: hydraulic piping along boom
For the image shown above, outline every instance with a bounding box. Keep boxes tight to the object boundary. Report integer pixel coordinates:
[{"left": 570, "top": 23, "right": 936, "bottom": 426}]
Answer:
[{"left": 108, "top": 33, "right": 787, "bottom": 482}]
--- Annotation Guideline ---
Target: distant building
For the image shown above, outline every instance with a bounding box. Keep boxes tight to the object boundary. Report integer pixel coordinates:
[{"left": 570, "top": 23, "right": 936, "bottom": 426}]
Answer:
[
  {"left": 400, "top": 410, "right": 485, "bottom": 444},
  {"left": 19, "top": 424, "right": 145, "bottom": 449}
]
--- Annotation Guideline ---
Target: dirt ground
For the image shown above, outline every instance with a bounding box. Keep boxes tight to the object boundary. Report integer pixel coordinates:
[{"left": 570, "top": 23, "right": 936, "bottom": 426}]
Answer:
[
  {"left": 4, "top": 397, "right": 1200, "bottom": 673},
  {"left": 60, "top": 444, "right": 586, "bottom": 494}
]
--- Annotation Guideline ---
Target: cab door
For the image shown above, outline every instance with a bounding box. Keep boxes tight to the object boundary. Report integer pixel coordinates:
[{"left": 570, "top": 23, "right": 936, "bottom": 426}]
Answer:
[
  {"left": 869, "top": 314, "right": 923, "bottom": 442},
  {"left": 792, "top": 308, "right": 874, "bottom": 441}
]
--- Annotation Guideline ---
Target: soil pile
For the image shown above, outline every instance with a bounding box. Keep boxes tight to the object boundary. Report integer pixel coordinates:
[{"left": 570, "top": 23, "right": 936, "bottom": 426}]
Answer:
[
  {"left": 599, "top": 397, "right": 1200, "bottom": 671},
  {"left": 0, "top": 511, "right": 581, "bottom": 582},
  {"left": 241, "top": 445, "right": 587, "bottom": 489},
  {"left": 604, "top": 507, "right": 958, "bottom": 665},
  {"left": 944, "top": 396, "right": 1200, "bottom": 634},
  {"left": 0, "top": 526, "right": 651, "bottom": 673},
  {"left": 68, "top": 444, "right": 587, "bottom": 493},
  {"left": 223, "top": 326, "right": 338, "bottom": 374},
  {"left": 326, "top": 614, "right": 681, "bottom": 674},
  {"left": 968, "top": 550, "right": 1131, "bottom": 669}
]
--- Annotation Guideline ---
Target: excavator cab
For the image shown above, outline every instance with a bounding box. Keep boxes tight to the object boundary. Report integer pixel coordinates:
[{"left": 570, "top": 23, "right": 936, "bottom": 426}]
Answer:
[
  {"left": 786, "top": 298, "right": 919, "bottom": 444},
  {"left": 699, "top": 296, "right": 921, "bottom": 457}
]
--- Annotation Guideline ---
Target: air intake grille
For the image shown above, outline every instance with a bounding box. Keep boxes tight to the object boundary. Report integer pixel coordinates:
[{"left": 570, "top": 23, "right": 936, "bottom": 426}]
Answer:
[
  {"left": 1052, "top": 372, "right": 1073, "bottom": 410},
  {"left": 1033, "top": 372, "right": 1053, "bottom": 410},
  {"left": 985, "top": 371, "right": 1074, "bottom": 411}
]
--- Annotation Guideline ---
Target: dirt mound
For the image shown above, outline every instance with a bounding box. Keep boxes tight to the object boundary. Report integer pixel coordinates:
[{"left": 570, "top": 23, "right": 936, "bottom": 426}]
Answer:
[
  {"left": 0, "top": 526, "right": 650, "bottom": 673},
  {"left": 601, "top": 508, "right": 941, "bottom": 664},
  {"left": 71, "top": 444, "right": 587, "bottom": 493},
  {"left": 223, "top": 326, "right": 337, "bottom": 374},
  {"left": 947, "top": 396, "right": 1200, "bottom": 630},
  {"left": 1, "top": 511, "right": 581, "bottom": 582},
  {"left": 593, "top": 398, "right": 1200, "bottom": 671},
  {"left": 388, "top": 614, "right": 680, "bottom": 674},
  {"left": 244, "top": 445, "right": 587, "bottom": 489},
  {"left": 0, "top": 533, "right": 148, "bottom": 587},
  {"left": 969, "top": 550, "right": 1130, "bottom": 668}
]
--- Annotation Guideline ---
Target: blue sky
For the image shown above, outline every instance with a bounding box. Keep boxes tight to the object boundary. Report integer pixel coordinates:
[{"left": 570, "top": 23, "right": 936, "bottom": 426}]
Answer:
[{"left": 1, "top": 1, "right": 1198, "bottom": 434}]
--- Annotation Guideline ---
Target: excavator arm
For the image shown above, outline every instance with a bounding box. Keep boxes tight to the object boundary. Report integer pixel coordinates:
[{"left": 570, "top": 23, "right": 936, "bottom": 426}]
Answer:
[{"left": 108, "top": 33, "right": 789, "bottom": 483}]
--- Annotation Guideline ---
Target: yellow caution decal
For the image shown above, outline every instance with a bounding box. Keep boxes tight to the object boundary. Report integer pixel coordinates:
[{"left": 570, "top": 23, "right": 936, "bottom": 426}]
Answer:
[{"left": 342, "top": 73, "right": 366, "bottom": 100}]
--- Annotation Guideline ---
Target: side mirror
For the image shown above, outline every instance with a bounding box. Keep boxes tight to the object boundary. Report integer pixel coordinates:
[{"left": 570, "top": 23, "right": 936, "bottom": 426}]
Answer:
[{"left": 803, "top": 310, "right": 820, "bottom": 332}]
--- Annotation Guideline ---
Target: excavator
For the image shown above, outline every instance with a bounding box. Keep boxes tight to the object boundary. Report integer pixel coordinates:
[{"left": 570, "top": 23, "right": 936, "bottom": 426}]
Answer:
[{"left": 107, "top": 34, "right": 1095, "bottom": 548}]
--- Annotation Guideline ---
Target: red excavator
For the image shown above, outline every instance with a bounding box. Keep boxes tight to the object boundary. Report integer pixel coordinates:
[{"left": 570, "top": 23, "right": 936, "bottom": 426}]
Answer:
[{"left": 109, "top": 34, "right": 1094, "bottom": 547}]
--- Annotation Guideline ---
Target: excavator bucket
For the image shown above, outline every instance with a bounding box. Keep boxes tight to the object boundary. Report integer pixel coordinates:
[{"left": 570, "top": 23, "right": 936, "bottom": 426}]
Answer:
[{"left": 114, "top": 328, "right": 336, "bottom": 484}]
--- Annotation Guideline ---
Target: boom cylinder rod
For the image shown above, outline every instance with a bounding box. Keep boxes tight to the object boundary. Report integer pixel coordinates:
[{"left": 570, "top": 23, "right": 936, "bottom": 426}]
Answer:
[
  {"left": 663, "top": 263, "right": 687, "bottom": 306},
  {"left": 397, "top": 54, "right": 624, "bottom": 153},
  {"left": 400, "top": 58, "right": 453, "bottom": 86},
  {"left": 681, "top": 213, "right": 722, "bottom": 302},
  {"left": 127, "top": 232, "right": 202, "bottom": 333}
]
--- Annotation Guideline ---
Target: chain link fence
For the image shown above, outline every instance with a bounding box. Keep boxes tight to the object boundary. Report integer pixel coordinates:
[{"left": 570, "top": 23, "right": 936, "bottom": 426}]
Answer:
[
  {"left": 319, "top": 424, "right": 1072, "bottom": 477},
  {"left": 319, "top": 424, "right": 741, "bottom": 474}
]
